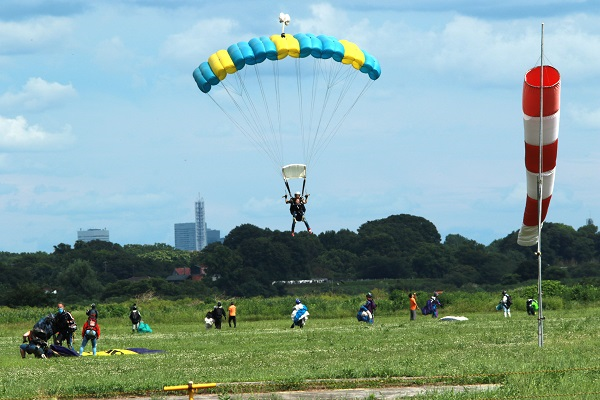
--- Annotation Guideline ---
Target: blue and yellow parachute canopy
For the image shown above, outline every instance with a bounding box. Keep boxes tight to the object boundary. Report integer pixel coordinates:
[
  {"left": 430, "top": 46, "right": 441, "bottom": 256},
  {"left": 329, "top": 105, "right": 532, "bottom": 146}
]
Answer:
[{"left": 193, "top": 33, "right": 381, "bottom": 93}]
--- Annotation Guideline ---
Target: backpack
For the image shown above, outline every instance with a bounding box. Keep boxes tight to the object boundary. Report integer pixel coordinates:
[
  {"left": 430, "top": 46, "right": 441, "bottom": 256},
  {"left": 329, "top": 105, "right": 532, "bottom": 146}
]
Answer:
[
  {"left": 356, "top": 305, "right": 370, "bottom": 322},
  {"left": 130, "top": 310, "right": 141, "bottom": 323},
  {"left": 33, "top": 314, "right": 55, "bottom": 340},
  {"left": 85, "top": 320, "right": 98, "bottom": 339},
  {"left": 505, "top": 294, "right": 513, "bottom": 308}
]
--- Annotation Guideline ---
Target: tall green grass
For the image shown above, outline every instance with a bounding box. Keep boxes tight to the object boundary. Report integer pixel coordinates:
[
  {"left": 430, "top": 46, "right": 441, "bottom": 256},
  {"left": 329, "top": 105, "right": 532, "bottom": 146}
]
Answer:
[{"left": 1, "top": 296, "right": 599, "bottom": 399}]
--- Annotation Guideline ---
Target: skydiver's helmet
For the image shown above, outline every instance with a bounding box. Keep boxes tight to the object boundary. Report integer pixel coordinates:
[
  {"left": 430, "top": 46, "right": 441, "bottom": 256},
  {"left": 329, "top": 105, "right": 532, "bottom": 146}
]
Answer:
[
  {"left": 502, "top": 290, "right": 507, "bottom": 295},
  {"left": 366, "top": 292, "right": 373, "bottom": 299},
  {"left": 217, "top": 301, "right": 222, "bottom": 306},
  {"left": 295, "top": 298, "right": 301, "bottom": 304},
  {"left": 91, "top": 303, "right": 95, "bottom": 308},
  {"left": 295, "top": 192, "right": 301, "bottom": 197}
]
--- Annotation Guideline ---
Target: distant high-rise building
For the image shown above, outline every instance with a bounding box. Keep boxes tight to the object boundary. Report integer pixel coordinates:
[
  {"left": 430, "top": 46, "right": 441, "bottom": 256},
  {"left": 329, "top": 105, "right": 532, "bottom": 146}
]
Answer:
[
  {"left": 195, "top": 195, "right": 207, "bottom": 251},
  {"left": 174, "top": 223, "right": 197, "bottom": 251},
  {"left": 77, "top": 228, "right": 110, "bottom": 243},
  {"left": 174, "top": 196, "right": 222, "bottom": 251},
  {"left": 207, "top": 228, "right": 221, "bottom": 245}
]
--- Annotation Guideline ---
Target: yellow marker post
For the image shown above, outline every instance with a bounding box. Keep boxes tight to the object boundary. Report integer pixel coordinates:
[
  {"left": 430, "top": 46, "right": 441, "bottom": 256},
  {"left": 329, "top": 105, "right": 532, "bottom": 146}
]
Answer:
[{"left": 163, "top": 381, "right": 217, "bottom": 400}]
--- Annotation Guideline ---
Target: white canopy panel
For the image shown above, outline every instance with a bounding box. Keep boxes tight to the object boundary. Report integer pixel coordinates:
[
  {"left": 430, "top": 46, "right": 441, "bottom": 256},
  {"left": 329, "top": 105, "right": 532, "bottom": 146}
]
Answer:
[{"left": 282, "top": 164, "right": 307, "bottom": 180}]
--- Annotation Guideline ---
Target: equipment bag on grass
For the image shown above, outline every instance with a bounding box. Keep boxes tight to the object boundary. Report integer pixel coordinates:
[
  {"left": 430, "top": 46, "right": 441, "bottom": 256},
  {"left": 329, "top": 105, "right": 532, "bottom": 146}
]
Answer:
[{"left": 138, "top": 321, "right": 152, "bottom": 333}]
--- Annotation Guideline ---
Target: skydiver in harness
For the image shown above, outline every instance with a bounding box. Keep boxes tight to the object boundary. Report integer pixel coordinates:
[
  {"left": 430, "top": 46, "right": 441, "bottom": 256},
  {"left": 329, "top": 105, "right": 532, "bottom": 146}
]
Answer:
[{"left": 284, "top": 192, "right": 312, "bottom": 236}]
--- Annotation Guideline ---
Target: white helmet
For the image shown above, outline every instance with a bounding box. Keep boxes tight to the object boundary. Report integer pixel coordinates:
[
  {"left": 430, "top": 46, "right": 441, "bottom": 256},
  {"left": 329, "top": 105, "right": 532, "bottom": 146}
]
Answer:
[{"left": 295, "top": 191, "right": 301, "bottom": 196}]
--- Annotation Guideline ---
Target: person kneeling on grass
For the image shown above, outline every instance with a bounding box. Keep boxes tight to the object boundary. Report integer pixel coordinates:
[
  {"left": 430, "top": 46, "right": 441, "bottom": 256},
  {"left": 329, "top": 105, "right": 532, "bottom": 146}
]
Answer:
[
  {"left": 20, "top": 328, "right": 49, "bottom": 359},
  {"left": 80, "top": 317, "right": 101, "bottom": 356},
  {"left": 290, "top": 298, "right": 309, "bottom": 328}
]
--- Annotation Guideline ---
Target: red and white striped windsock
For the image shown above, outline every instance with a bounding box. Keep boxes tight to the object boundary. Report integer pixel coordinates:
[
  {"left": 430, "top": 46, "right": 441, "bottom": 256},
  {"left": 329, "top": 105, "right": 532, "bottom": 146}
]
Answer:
[{"left": 517, "top": 65, "right": 561, "bottom": 246}]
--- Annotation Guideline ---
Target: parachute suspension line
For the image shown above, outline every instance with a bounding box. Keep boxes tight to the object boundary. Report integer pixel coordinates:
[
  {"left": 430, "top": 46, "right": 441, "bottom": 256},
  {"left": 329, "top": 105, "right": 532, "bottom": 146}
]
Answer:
[
  {"left": 208, "top": 88, "right": 280, "bottom": 173},
  {"left": 536, "top": 22, "right": 545, "bottom": 348},
  {"left": 304, "top": 60, "right": 373, "bottom": 167},
  {"left": 295, "top": 58, "right": 308, "bottom": 168},
  {"left": 233, "top": 73, "right": 282, "bottom": 169},
  {"left": 318, "top": 78, "right": 373, "bottom": 153},
  {"left": 254, "top": 62, "right": 284, "bottom": 167},
  {"left": 303, "top": 59, "right": 322, "bottom": 167},
  {"left": 271, "top": 60, "right": 285, "bottom": 166},
  {"left": 211, "top": 70, "right": 281, "bottom": 171},
  {"left": 284, "top": 179, "right": 293, "bottom": 198},
  {"left": 309, "top": 78, "right": 373, "bottom": 168},
  {"left": 305, "top": 60, "right": 338, "bottom": 166}
]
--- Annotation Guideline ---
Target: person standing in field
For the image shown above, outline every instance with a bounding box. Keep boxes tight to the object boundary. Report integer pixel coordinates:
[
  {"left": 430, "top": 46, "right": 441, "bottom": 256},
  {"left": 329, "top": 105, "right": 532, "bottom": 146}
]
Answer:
[
  {"left": 79, "top": 317, "right": 101, "bottom": 356},
  {"left": 86, "top": 303, "right": 98, "bottom": 320},
  {"left": 429, "top": 293, "right": 442, "bottom": 318},
  {"left": 409, "top": 293, "right": 418, "bottom": 321},
  {"left": 213, "top": 301, "right": 226, "bottom": 329},
  {"left": 365, "top": 292, "right": 377, "bottom": 324},
  {"left": 129, "top": 304, "right": 142, "bottom": 332},
  {"left": 54, "top": 303, "right": 76, "bottom": 350},
  {"left": 228, "top": 302, "right": 237, "bottom": 328},
  {"left": 501, "top": 290, "right": 512, "bottom": 318}
]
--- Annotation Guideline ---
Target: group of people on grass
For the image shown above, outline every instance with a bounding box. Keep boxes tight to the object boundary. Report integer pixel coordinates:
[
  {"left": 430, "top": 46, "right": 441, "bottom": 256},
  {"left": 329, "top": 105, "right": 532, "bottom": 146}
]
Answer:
[
  {"left": 21, "top": 289, "right": 539, "bottom": 358},
  {"left": 20, "top": 302, "right": 146, "bottom": 359},
  {"left": 205, "top": 301, "right": 237, "bottom": 329}
]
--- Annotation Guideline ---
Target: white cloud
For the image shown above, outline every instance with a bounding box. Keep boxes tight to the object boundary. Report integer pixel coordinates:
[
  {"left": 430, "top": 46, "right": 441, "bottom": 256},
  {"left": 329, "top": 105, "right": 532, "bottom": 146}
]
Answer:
[
  {"left": 0, "top": 115, "right": 74, "bottom": 151},
  {"left": 0, "top": 77, "right": 77, "bottom": 112},
  {"left": 0, "top": 17, "right": 73, "bottom": 55}
]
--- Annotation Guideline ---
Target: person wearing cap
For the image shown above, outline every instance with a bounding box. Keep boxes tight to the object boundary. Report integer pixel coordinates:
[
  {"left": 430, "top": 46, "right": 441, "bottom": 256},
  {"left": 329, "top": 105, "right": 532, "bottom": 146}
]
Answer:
[
  {"left": 212, "top": 301, "right": 226, "bottom": 329},
  {"left": 284, "top": 192, "right": 312, "bottom": 236},
  {"left": 365, "top": 293, "right": 377, "bottom": 324},
  {"left": 86, "top": 303, "right": 98, "bottom": 320}
]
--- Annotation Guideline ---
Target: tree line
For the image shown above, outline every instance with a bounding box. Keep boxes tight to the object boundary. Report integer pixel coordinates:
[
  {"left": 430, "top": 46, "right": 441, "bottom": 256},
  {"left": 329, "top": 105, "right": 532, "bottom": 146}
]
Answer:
[{"left": 1, "top": 214, "right": 599, "bottom": 306}]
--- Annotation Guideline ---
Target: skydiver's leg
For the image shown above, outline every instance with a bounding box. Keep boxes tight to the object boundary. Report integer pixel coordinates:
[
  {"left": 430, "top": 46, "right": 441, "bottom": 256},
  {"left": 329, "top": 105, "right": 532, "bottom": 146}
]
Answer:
[
  {"left": 302, "top": 217, "right": 312, "bottom": 233},
  {"left": 291, "top": 218, "right": 296, "bottom": 235}
]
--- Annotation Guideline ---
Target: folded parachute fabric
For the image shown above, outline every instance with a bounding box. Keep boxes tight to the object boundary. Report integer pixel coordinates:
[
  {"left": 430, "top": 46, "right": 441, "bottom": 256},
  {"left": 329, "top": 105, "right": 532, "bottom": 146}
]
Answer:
[
  {"left": 48, "top": 345, "right": 80, "bottom": 357},
  {"left": 80, "top": 348, "right": 165, "bottom": 356}
]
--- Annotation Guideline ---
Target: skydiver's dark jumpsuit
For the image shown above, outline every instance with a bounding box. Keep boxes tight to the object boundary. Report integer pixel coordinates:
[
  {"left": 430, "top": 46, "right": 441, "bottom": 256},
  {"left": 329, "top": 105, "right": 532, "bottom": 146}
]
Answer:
[{"left": 286, "top": 196, "right": 311, "bottom": 234}]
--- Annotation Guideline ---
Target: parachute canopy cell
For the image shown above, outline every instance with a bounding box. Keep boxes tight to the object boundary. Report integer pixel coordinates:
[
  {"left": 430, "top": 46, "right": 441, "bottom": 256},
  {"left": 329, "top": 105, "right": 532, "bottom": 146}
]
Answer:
[{"left": 193, "top": 33, "right": 381, "bottom": 94}]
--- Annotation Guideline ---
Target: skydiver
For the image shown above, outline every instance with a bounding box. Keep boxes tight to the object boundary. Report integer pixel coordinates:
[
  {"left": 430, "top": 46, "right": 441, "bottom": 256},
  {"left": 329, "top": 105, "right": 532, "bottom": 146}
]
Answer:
[{"left": 284, "top": 192, "right": 312, "bottom": 236}]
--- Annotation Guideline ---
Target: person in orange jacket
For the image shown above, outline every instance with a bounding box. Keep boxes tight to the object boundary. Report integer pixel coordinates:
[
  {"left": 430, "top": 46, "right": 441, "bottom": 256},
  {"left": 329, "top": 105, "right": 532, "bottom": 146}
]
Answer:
[{"left": 409, "top": 293, "right": 418, "bottom": 321}]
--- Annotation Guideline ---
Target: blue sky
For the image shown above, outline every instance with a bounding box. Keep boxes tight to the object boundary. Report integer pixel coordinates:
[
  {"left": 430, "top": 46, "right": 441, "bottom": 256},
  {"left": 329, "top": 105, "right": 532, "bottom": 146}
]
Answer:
[{"left": 2, "top": 0, "right": 600, "bottom": 253}]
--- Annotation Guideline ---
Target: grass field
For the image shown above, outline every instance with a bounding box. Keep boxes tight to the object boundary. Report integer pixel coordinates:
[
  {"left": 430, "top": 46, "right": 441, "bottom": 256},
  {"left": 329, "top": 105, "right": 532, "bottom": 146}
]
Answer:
[{"left": 1, "top": 300, "right": 599, "bottom": 400}]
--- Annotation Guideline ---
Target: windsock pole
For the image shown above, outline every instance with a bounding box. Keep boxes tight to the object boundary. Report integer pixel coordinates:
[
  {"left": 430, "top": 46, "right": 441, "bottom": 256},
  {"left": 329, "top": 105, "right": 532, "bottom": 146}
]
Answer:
[{"left": 536, "top": 23, "right": 545, "bottom": 348}]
